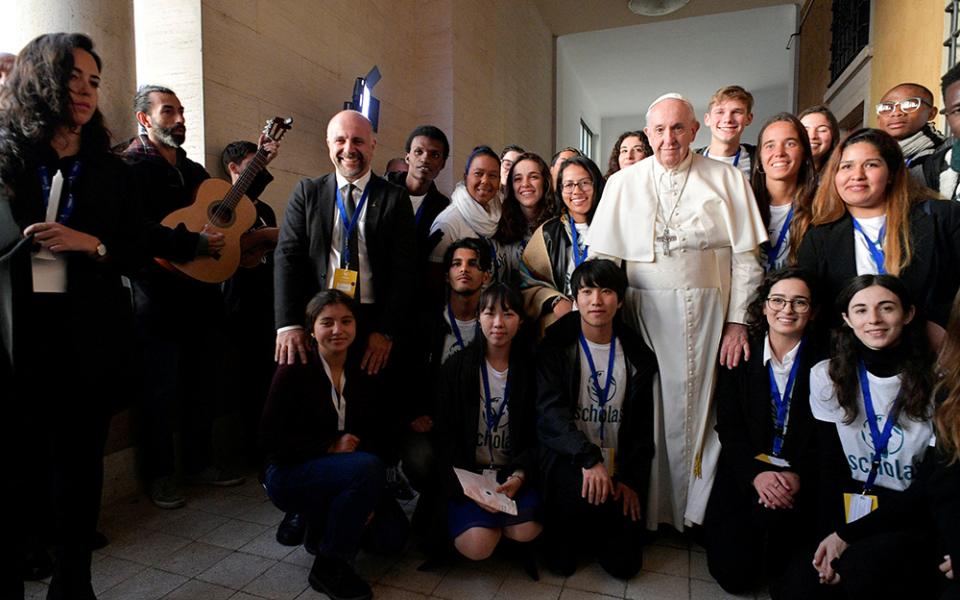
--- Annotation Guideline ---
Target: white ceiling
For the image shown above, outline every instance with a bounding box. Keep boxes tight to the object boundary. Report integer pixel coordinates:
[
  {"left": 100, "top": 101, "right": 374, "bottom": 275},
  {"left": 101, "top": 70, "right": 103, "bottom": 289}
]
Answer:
[
  {"left": 556, "top": 4, "right": 799, "bottom": 149},
  {"left": 534, "top": 0, "right": 799, "bottom": 36}
]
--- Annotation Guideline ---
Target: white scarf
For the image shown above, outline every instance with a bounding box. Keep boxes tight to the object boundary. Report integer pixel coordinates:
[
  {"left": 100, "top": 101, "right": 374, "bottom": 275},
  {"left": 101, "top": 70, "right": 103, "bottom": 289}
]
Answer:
[
  {"left": 450, "top": 181, "right": 502, "bottom": 238},
  {"left": 900, "top": 126, "right": 941, "bottom": 163}
]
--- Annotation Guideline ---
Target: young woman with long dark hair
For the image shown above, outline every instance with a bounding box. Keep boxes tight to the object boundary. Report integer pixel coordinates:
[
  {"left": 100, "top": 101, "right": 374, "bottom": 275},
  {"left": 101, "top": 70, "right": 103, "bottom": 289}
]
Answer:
[
  {"left": 749, "top": 113, "right": 818, "bottom": 270},
  {"left": 0, "top": 33, "right": 146, "bottom": 600},
  {"left": 604, "top": 130, "right": 652, "bottom": 179},
  {"left": 798, "top": 105, "right": 841, "bottom": 173},
  {"left": 520, "top": 156, "right": 605, "bottom": 336},
  {"left": 704, "top": 267, "right": 822, "bottom": 595},
  {"left": 779, "top": 275, "right": 938, "bottom": 599},
  {"left": 261, "top": 290, "right": 408, "bottom": 600}
]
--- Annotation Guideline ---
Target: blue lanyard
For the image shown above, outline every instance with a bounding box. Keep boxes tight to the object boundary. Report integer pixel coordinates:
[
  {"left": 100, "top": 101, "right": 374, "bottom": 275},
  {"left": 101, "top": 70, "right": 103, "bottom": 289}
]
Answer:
[
  {"left": 857, "top": 360, "right": 901, "bottom": 493},
  {"left": 766, "top": 206, "right": 794, "bottom": 271},
  {"left": 480, "top": 362, "right": 511, "bottom": 466},
  {"left": 446, "top": 301, "right": 477, "bottom": 351},
  {"left": 569, "top": 215, "right": 588, "bottom": 267},
  {"left": 578, "top": 331, "right": 617, "bottom": 444},
  {"left": 37, "top": 161, "right": 82, "bottom": 223},
  {"left": 852, "top": 219, "right": 886, "bottom": 275},
  {"left": 335, "top": 184, "right": 371, "bottom": 267},
  {"left": 768, "top": 338, "right": 804, "bottom": 457},
  {"left": 704, "top": 146, "right": 742, "bottom": 168}
]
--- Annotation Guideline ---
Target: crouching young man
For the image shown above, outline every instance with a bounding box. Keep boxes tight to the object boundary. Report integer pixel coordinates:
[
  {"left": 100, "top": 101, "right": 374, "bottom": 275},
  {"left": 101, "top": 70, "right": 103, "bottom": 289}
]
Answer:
[{"left": 535, "top": 259, "right": 658, "bottom": 579}]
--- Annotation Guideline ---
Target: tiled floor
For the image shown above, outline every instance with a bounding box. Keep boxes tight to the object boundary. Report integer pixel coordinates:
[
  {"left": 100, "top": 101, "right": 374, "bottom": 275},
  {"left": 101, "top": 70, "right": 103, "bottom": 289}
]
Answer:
[{"left": 24, "top": 481, "right": 771, "bottom": 600}]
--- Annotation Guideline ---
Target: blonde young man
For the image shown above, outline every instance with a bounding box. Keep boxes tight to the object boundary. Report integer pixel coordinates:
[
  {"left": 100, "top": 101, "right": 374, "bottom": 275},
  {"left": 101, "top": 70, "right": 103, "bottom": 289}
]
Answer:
[{"left": 698, "top": 85, "right": 755, "bottom": 177}]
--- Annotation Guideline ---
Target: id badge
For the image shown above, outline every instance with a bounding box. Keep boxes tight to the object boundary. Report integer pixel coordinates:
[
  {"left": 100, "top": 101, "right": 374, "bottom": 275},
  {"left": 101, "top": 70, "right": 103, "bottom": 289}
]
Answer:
[
  {"left": 482, "top": 468, "right": 498, "bottom": 484},
  {"left": 843, "top": 492, "right": 878, "bottom": 523},
  {"left": 600, "top": 447, "right": 616, "bottom": 477},
  {"left": 332, "top": 268, "right": 358, "bottom": 298},
  {"left": 754, "top": 453, "right": 791, "bottom": 468}
]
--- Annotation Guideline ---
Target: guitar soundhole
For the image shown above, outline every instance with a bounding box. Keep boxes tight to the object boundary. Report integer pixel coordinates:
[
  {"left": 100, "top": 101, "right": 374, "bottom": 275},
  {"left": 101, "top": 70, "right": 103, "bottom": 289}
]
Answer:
[{"left": 207, "top": 202, "right": 236, "bottom": 228}]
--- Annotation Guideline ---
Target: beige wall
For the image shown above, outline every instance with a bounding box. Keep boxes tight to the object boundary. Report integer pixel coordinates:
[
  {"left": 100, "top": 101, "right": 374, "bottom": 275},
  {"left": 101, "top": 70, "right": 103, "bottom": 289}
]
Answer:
[
  {"left": 868, "top": 0, "right": 945, "bottom": 127},
  {"left": 796, "top": 0, "right": 831, "bottom": 112},
  {"left": 200, "top": 0, "right": 553, "bottom": 214}
]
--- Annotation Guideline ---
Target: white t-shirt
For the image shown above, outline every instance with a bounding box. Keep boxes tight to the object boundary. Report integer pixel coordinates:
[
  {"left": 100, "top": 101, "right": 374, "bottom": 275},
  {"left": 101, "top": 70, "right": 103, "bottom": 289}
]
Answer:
[
  {"left": 410, "top": 193, "right": 427, "bottom": 220},
  {"left": 809, "top": 359, "right": 932, "bottom": 492},
  {"left": 766, "top": 203, "right": 792, "bottom": 271},
  {"left": 575, "top": 337, "right": 627, "bottom": 450},
  {"left": 441, "top": 308, "right": 478, "bottom": 363},
  {"left": 476, "top": 361, "right": 511, "bottom": 467},
  {"left": 852, "top": 215, "right": 886, "bottom": 275},
  {"left": 703, "top": 144, "right": 752, "bottom": 178},
  {"left": 564, "top": 222, "right": 590, "bottom": 296}
]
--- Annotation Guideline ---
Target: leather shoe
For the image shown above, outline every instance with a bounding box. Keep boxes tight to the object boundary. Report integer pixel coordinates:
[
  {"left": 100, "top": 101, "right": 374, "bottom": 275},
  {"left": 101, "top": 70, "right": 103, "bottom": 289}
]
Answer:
[
  {"left": 276, "top": 512, "right": 306, "bottom": 547},
  {"left": 309, "top": 554, "right": 372, "bottom": 600}
]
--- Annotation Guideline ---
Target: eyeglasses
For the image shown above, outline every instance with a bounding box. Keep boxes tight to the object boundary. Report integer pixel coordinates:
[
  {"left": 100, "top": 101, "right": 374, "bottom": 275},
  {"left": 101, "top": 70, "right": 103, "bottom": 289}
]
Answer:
[
  {"left": 766, "top": 296, "right": 811, "bottom": 313},
  {"left": 875, "top": 97, "right": 931, "bottom": 115},
  {"left": 561, "top": 179, "right": 594, "bottom": 193}
]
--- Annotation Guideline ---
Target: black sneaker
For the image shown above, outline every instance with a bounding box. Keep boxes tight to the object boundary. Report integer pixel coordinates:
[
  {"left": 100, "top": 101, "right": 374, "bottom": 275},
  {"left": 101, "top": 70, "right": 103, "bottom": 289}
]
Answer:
[{"left": 308, "top": 555, "right": 372, "bottom": 600}]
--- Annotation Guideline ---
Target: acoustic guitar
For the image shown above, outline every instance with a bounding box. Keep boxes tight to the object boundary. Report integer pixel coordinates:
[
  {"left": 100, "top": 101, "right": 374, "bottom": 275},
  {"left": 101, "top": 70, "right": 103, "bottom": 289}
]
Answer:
[{"left": 156, "top": 116, "right": 293, "bottom": 283}]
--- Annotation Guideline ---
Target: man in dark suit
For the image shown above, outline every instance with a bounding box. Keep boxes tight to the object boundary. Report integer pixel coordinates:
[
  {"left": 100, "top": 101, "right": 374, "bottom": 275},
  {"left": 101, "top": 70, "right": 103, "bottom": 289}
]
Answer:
[
  {"left": 272, "top": 109, "right": 416, "bottom": 558},
  {"left": 274, "top": 109, "right": 416, "bottom": 367}
]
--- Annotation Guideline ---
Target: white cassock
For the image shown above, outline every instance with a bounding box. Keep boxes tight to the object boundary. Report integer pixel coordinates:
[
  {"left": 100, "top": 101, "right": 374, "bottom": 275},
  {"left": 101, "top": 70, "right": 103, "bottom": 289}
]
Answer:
[{"left": 586, "top": 152, "right": 766, "bottom": 530}]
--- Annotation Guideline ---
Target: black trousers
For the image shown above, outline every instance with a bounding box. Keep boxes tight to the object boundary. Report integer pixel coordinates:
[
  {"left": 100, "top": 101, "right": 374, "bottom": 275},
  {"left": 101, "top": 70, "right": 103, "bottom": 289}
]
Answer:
[
  {"left": 776, "top": 526, "right": 941, "bottom": 600},
  {"left": 703, "top": 463, "right": 815, "bottom": 594},
  {"left": 543, "top": 459, "right": 646, "bottom": 579},
  {"left": 7, "top": 294, "right": 114, "bottom": 599},
  {"left": 133, "top": 276, "right": 224, "bottom": 479}
]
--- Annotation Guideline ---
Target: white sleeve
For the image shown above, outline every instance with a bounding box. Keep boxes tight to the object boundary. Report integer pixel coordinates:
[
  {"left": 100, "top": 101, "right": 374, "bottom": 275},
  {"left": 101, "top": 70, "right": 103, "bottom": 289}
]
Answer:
[{"left": 809, "top": 359, "right": 845, "bottom": 423}]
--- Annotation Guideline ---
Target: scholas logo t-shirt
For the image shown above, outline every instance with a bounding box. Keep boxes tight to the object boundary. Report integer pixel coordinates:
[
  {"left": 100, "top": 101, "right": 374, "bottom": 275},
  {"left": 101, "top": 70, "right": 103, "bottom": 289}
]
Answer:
[
  {"left": 809, "top": 360, "right": 932, "bottom": 492},
  {"left": 475, "top": 362, "right": 511, "bottom": 467},
  {"left": 575, "top": 337, "right": 627, "bottom": 451}
]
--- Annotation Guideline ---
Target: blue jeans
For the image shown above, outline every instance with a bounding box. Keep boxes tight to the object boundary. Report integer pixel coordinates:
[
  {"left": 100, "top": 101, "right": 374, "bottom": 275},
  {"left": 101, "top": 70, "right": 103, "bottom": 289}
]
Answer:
[{"left": 264, "top": 452, "right": 385, "bottom": 561}]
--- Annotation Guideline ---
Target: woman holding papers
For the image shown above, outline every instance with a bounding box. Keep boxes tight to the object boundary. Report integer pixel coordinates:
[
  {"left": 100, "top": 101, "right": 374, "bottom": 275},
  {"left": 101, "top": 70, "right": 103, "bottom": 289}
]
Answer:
[
  {"left": 261, "top": 290, "right": 408, "bottom": 600},
  {"left": 434, "top": 282, "right": 542, "bottom": 563},
  {"left": 779, "top": 275, "right": 937, "bottom": 599},
  {"left": 703, "top": 267, "right": 822, "bottom": 595},
  {"left": 0, "top": 33, "right": 145, "bottom": 600}
]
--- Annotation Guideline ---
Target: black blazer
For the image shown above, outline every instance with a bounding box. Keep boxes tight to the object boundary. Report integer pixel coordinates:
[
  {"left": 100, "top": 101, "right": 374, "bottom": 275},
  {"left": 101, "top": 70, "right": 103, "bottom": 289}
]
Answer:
[
  {"left": 714, "top": 336, "right": 820, "bottom": 493},
  {"left": 274, "top": 172, "right": 415, "bottom": 336},
  {"left": 433, "top": 338, "right": 539, "bottom": 497},
  {"left": 535, "top": 312, "right": 658, "bottom": 495},
  {"left": 797, "top": 200, "right": 960, "bottom": 328},
  {"left": 0, "top": 147, "right": 145, "bottom": 411},
  {"left": 259, "top": 351, "right": 384, "bottom": 466}
]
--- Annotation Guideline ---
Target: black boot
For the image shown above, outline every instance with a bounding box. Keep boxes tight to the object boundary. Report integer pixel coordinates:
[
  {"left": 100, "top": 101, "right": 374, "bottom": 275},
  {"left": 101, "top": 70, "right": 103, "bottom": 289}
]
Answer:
[
  {"left": 308, "top": 554, "right": 372, "bottom": 600},
  {"left": 276, "top": 512, "right": 307, "bottom": 546}
]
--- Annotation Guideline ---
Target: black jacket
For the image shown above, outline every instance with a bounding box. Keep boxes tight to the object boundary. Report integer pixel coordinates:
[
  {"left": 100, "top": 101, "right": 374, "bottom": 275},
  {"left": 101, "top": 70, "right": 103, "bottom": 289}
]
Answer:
[
  {"left": 535, "top": 312, "right": 658, "bottom": 495},
  {"left": 386, "top": 170, "right": 449, "bottom": 269},
  {"left": 1, "top": 146, "right": 145, "bottom": 411},
  {"left": 434, "top": 338, "right": 539, "bottom": 497},
  {"left": 259, "top": 351, "right": 385, "bottom": 466},
  {"left": 797, "top": 200, "right": 960, "bottom": 329},
  {"left": 714, "top": 336, "right": 820, "bottom": 493},
  {"left": 274, "top": 172, "right": 415, "bottom": 336}
]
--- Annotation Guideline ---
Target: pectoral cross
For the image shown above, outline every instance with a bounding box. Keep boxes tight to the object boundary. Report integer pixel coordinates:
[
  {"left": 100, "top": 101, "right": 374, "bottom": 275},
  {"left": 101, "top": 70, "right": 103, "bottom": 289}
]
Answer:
[{"left": 656, "top": 227, "right": 677, "bottom": 256}]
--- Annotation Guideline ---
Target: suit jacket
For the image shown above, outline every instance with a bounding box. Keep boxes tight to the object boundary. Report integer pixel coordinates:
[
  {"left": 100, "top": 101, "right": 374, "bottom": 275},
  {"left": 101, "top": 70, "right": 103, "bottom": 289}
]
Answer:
[
  {"left": 797, "top": 200, "right": 960, "bottom": 329},
  {"left": 0, "top": 146, "right": 145, "bottom": 411},
  {"left": 274, "top": 172, "right": 415, "bottom": 336}
]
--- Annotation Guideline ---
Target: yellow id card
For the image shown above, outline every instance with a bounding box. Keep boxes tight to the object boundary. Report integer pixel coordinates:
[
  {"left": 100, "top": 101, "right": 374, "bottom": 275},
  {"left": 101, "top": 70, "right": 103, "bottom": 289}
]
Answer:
[
  {"left": 754, "top": 453, "right": 791, "bottom": 468},
  {"left": 601, "top": 447, "right": 616, "bottom": 477},
  {"left": 843, "top": 492, "right": 878, "bottom": 523},
  {"left": 332, "top": 268, "right": 358, "bottom": 298}
]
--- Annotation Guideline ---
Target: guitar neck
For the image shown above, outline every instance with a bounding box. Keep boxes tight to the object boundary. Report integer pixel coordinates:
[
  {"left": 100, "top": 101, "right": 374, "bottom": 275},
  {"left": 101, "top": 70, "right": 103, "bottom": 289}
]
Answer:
[{"left": 222, "top": 146, "right": 271, "bottom": 209}]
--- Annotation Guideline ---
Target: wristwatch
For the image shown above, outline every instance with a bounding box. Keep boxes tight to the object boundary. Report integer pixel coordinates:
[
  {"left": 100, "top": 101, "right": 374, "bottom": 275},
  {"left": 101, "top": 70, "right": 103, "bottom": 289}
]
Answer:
[{"left": 95, "top": 242, "right": 107, "bottom": 257}]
